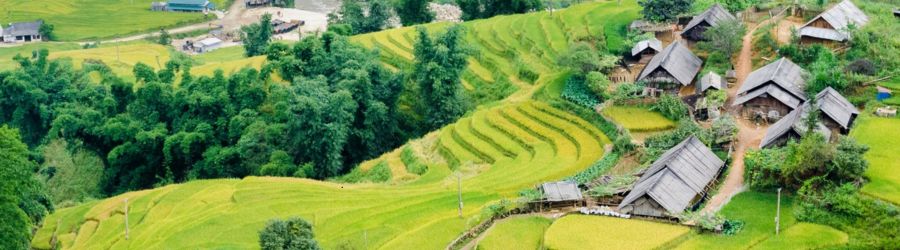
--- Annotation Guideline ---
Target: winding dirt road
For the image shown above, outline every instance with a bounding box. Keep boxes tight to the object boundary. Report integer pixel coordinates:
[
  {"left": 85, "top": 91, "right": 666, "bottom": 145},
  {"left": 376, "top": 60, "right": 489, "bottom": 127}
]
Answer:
[{"left": 701, "top": 17, "right": 773, "bottom": 213}]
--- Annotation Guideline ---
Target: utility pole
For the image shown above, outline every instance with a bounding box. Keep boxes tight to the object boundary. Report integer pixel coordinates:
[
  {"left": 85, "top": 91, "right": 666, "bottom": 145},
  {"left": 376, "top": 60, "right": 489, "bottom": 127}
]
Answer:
[
  {"left": 364, "top": 230, "right": 368, "bottom": 250},
  {"left": 124, "top": 198, "right": 130, "bottom": 240},
  {"left": 775, "top": 188, "right": 781, "bottom": 235},
  {"left": 457, "top": 174, "right": 463, "bottom": 218}
]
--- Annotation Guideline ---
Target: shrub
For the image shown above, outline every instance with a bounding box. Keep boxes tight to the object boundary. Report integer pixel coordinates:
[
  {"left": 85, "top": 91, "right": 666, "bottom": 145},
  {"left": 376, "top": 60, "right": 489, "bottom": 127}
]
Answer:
[
  {"left": 258, "top": 217, "right": 321, "bottom": 250},
  {"left": 795, "top": 184, "right": 900, "bottom": 248},
  {"left": 567, "top": 153, "right": 621, "bottom": 185},
  {"left": 335, "top": 161, "right": 391, "bottom": 183},
  {"left": 744, "top": 147, "right": 788, "bottom": 191},
  {"left": 676, "top": 211, "right": 725, "bottom": 232},
  {"left": 588, "top": 174, "right": 636, "bottom": 197},
  {"left": 585, "top": 71, "right": 611, "bottom": 99},
  {"left": 400, "top": 146, "right": 428, "bottom": 175},
  {"left": 515, "top": 59, "right": 539, "bottom": 83},
  {"left": 468, "top": 75, "right": 518, "bottom": 104},
  {"left": 845, "top": 59, "right": 876, "bottom": 76},
  {"left": 610, "top": 82, "right": 645, "bottom": 103},
  {"left": 650, "top": 94, "right": 689, "bottom": 121},
  {"left": 561, "top": 75, "right": 601, "bottom": 108}
]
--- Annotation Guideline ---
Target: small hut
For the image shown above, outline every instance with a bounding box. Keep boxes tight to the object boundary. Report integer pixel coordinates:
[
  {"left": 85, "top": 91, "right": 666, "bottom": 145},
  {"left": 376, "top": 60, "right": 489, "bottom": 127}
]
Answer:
[
  {"left": 272, "top": 20, "right": 302, "bottom": 34},
  {"left": 681, "top": 4, "right": 737, "bottom": 41},
  {"left": 194, "top": 37, "right": 223, "bottom": 53},
  {"left": 733, "top": 58, "right": 807, "bottom": 122},
  {"left": 798, "top": 0, "right": 868, "bottom": 45},
  {"left": 760, "top": 104, "right": 832, "bottom": 148},
  {"left": 631, "top": 38, "right": 662, "bottom": 63},
  {"left": 538, "top": 181, "right": 584, "bottom": 208},
  {"left": 894, "top": 8, "right": 900, "bottom": 18},
  {"left": 696, "top": 72, "right": 725, "bottom": 95},
  {"left": 618, "top": 136, "right": 725, "bottom": 218},
  {"left": 814, "top": 87, "right": 859, "bottom": 134},
  {"left": 151, "top": 2, "right": 168, "bottom": 11},
  {"left": 637, "top": 41, "right": 703, "bottom": 96}
]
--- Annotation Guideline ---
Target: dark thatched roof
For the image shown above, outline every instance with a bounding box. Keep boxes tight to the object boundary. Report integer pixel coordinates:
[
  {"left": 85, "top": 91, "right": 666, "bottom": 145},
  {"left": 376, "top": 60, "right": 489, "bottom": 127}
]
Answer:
[
  {"left": 683, "top": 4, "right": 737, "bottom": 34},
  {"left": 637, "top": 41, "right": 703, "bottom": 86},
  {"left": 799, "top": 0, "right": 869, "bottom": 42},
  {"left": 540, "top": 181, "right": 583, "bottom": 202},
  {"left": 815, "top": 87, "right": 859, "bottom": 129},
  {"left": 631, "top": 38, "right": 663, "bottom": 57},
  {"left": 733, "top": 58, "right": 807, "bottom": 108}
]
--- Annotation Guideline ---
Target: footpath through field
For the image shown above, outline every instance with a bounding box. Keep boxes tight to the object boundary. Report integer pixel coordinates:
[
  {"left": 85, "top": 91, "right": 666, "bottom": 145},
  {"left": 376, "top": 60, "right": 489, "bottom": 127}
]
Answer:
[{"left": 702, "top": 17, "right": 774, "bottom": 213}]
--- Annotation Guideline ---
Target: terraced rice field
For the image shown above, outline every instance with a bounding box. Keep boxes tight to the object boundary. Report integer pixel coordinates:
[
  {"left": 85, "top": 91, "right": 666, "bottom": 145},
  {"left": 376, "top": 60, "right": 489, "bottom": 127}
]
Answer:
[
  {"left": 0, "top": 0, "right": 222, "bottom": 41},
  {"left": 602, "top": 106, "right": 676, "bottom": 132},
  {"left": 476, "top": 216, "right": 552, "bottom": 250},
  {"left": 543, "top": 215, "right": 691, "bottom": 249},
  {"left": 351, "top": 0, "right": 640, "bottom": 99},
  {"left": 850, "top": 115, "right": 900, "bottom": 204},
  {"left": 31, "top": 101, "right": 611, "bottom": 249}
]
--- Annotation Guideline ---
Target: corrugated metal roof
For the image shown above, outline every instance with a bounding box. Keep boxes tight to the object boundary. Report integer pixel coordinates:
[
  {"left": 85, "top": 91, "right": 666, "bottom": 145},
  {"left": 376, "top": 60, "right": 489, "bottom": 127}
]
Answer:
[
  {"left": 800, "top": 0, "right": 868, "bottom": 41},
  {"left": 618, "top": 136, "right": 724, "bottom": 214},
  {"left": 637, "top": 41, "right": 703, "bottom": 86},
  {"left": 760, "top": 104, "right": 832, "bottom": 148},
  {"left": 697, "top": 72, "right": 724, "bottom": 94},
  {"left": 541, "top": 181, "right": 583, "bottom": 202},
  {"left": 815, "top": 87, "right": 859, "bottom": 129},
  {"left": 799, "top": 26, "right": 848, "bottom": 41},
  {"left": 2, "top": 20, "right": 42, "bottom": 37},
  {"left": 736, "top": 58, "right": 807, "bottom": 101},
  {"left": 631, "top": 38, "right": 663, "bottom": 57},
  {"left": 198, "top": 37, "right": 222, "bottom": 46},
  {"left": 683, "top": 4, "right": 737, "bottom": 34}
]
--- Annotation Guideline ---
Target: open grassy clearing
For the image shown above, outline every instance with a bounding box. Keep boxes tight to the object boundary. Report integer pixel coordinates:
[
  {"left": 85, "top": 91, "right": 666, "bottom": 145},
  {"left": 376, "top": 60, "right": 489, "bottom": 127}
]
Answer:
[
  {"left": 752, "top": 223, "right": 848, "bottom": 249},
  {"left": 351, "top": 0, "right": 640, "bottom": 98},
  {"left": 850, "top": 115, "right": 900, "bottom": 204},
  {"left": 543, "top": 215, "right": 691, "bottom": 250},
  {"left": 674, "top": 191, "right": 847, "bottom": 249},
  {"left": 476, "top": 216, "right": 552, "bottom": 250},
  {"left": 0, "top": 0, "right": 226, "bottom": 41},
  {"left": 32, "top": 101, "right": 611, "bottom": 249},
  {"left": 602, "top": 106, "right": 676, "bottom": 132}
]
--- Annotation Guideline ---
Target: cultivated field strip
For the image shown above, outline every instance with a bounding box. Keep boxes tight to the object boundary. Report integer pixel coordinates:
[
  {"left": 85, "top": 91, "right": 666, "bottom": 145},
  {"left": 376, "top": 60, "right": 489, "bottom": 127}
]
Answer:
[
  {"left": 34, "top": 101, "right": 611, "bottom": 250},
  {"left": 350, "top": 0, "right": 638, "bottom": 99}
]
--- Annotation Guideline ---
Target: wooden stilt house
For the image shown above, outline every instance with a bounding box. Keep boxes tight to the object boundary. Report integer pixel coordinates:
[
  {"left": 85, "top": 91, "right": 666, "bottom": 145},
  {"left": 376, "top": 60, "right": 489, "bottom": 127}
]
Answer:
[
  {"left": 798, "top": 0, "right": 869, "bottom": 45},
  {"left": 681, "top": 4, "right": 737, "bottom": 41},
  {"left": 732, "top": 58, "right": 807, "bottom": 121},
  {"left": 636, "top": 41, "right": 703, "bottom": 97}
]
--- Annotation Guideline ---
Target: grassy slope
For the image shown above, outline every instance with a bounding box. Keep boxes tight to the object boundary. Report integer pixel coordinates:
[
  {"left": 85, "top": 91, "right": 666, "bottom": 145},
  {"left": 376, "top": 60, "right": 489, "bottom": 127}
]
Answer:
[
  {"left": 31, "top": 101, "right": 610, "bottom": 249},
  {"left": 602, "top": 106, "right": 676, "bottom": 132},
  {"left": 0, "top": 0, "right": 229, "bottom": 41},
  {"left": 544, "top": 215, "right": 690, "bottom": 249},
  {"left": 476, "top": 216, "right": 552, "bottom": 250},
  {"left": 675, "top": 191, "right": 847, "bottom": 249},
  {"left": 350, "top": 0, "right": 640, "bottom": 100},
  {"left": 850, "top": 115, "right": 900, "bottom": 204}
]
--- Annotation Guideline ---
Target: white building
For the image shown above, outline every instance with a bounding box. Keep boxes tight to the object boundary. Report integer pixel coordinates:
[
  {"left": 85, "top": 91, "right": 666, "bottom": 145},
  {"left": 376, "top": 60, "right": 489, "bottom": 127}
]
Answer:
[
  {"left": 1, "top": 20, "right": 43, "bottom": 43},
  {"left": 194, "top": 37, "right": 223, "bottom": 53}
]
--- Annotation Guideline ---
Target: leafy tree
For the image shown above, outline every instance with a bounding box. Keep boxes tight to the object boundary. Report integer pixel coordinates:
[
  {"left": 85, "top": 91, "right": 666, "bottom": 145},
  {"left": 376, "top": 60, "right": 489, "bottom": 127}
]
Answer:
[
  {"left": 38, "top": 22, "right": 54, "bottom": 41},
  {"left": 457, "top": 0, "right": 543, "bottom": 21},
  {"left": 412, "top": 25, "right": 470, "bottom": 131},
  {"left": 651, "top": 94, "right": 689, "bottom": 121},
  {"left": 639, "top": 0, "right": 693, "bottom": 22},
  {"left": 395, "top": 0, "right": 435, "bottom": 26},
  {"left": 158, "top": 29, "right": 172, "bottom": 45},
  {"left": 557, "top": 42, "right": 618, "bottom": 75},
  {"left": 585, "top": 71, "right": 611, "bottom": 98},
  {"left": 259, "top": 217, "right": 321, "bottom": 250},
  {"left": 273, "top": 0, "right": 295, "bottom": 7},
  {"left": 698, "top": 19, "right": 745, "bottom": 57},
  {"left": 241, "top": 14, "right": 274, "bottom": 57},
  {"left": 365, "top": 0, "right": 392, "bottom": 33},
  {"left": 0, "top": 126, "right": 52, "bottom": 250}
]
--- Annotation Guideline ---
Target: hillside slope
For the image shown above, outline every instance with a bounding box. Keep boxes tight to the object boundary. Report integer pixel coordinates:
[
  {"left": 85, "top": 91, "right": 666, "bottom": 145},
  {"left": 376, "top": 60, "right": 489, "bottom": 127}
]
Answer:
[
  {"left": 31, "top": 1, "right": 638, "bottom": 249},
  {"left": 31, "top": 102, "right": 609, "bottom": 249}
]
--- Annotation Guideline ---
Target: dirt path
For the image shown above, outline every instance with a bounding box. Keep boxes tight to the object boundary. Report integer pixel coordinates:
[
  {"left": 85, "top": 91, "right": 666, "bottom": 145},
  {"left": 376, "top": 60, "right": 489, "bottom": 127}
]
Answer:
[{"left": 701, "top": 17, "right": 773, "bottom": 213}]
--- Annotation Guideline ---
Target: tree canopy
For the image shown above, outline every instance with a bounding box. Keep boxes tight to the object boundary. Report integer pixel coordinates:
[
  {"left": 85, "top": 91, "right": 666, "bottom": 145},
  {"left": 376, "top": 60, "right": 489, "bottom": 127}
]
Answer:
[
  {"left": 639, "top": 0, "right": 694, "bottom": 22},
  {"left": 242, "top": 14, "right": 274, "bottom": 57}
]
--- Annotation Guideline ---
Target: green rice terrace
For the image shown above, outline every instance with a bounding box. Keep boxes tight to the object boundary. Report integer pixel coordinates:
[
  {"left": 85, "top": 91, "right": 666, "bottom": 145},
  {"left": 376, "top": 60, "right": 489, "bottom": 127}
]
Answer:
[
  {"left": 5, "top": 0, "right": 899, "bottom": 249},
  {"left": 31, "top": 101, "right": 611, "bottom": 249}
]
